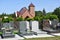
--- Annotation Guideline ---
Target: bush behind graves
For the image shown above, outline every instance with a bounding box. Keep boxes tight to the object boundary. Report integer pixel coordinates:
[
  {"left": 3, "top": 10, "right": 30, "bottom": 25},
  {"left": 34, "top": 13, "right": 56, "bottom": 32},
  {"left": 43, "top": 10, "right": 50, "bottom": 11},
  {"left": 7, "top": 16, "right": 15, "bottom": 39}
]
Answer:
[
  {"left": 2, "top": 17, "right": 13, "bottom": 23},
  {"left": 16, "top": 17, "right": 23, "bottom": 21}
]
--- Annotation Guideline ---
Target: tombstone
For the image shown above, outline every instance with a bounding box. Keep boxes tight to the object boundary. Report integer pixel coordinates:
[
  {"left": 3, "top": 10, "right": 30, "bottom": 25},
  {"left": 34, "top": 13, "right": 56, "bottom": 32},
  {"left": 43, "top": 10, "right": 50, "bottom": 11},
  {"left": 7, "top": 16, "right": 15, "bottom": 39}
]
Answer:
[
  {"left": 39, "top": 21, "right": 43, "bottom": 29},
  {"left": 56, "top": 23, "right": 60, "bottom": 30},
  {"left": 30, "top": 21, "right": 39, "bottom": 31},
  {"left": 42, "top": 19, "right": 60, "bottom": 33},
  {"left": 1, "top": 23, "right": 15, "bottom": 38},
  {"left": 19, "top": 21, "right": 33, "bottom": 35},
  {"left": 43, "top": 19, "right": 51, "bottom": 30},
  {"left": 14, "top": 21, "right": 19, "bottom": 30},
  {"left": 10, "top": 21, "right": 14, "bottom": 27},
  {"left": 51, "top": 19, "right": 59, "bottom": 30},
  {"left": 30, "top": 21, "right": 47, "bottom": 35}
]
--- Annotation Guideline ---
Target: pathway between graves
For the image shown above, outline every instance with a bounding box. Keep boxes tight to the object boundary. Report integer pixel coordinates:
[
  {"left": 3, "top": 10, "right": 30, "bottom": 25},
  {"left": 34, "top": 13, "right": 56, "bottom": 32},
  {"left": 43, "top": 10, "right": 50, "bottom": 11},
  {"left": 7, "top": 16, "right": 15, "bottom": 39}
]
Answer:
[
  {"left": 0, "top": 34, "right": 24, "bottom": 40},
  {"left": 0, "top": 33, "right": 60, "bottom": 40},
  {"left": 23, "top": 34, "right": 54, "bottom": 39}
]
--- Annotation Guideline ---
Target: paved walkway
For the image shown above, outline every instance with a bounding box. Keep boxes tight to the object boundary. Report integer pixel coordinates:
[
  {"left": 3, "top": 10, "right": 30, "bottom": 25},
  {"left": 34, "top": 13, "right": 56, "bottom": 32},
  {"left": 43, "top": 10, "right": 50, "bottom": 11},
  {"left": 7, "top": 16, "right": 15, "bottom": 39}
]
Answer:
[
  {"left": 50, "top": 33, "right": 60, "bottom": 36},
  {"left": 23, "top": 34, "right": 54, "bottom": 39},
  {"left": 0, "top": 33, "right": 60, "bottom": 40},
  {"left": 23, "top": 33, "right": 60, "bottom": 39},
  {"left": 0, "top": 34, "right": 24, "bottom": 40}
]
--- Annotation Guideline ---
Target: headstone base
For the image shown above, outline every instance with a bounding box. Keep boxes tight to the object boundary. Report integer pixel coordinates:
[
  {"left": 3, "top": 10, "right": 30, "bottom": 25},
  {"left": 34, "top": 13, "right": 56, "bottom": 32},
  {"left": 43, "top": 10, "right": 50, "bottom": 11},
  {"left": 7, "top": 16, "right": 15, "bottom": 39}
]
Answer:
[
  {"left": 2, "top": 34, "right": 15, "bottom": 38},
  {"left": 20, "top": 31, "right": 34, "bottom": 36}
]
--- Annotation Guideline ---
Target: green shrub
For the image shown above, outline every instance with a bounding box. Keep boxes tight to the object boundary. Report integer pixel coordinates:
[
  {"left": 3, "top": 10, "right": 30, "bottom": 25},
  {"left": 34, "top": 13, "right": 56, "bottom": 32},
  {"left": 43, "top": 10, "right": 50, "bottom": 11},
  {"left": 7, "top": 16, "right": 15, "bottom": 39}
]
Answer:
[
  {"left": 2, "top": 17, "right": 13, "bottom": 23},
  {"left": 24, "top": 18, "right": 34, "bottom": 21},
  {"left": 16, "top": 17, "right": 23, "bottom": 21}
]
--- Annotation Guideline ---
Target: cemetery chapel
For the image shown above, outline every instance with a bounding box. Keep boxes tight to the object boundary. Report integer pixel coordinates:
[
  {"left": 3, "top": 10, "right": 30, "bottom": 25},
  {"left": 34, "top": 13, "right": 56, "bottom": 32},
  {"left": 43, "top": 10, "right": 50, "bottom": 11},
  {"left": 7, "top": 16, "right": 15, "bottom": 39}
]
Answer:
[{"left": 16, "top": 3, "right": 35, "bottom": 19}]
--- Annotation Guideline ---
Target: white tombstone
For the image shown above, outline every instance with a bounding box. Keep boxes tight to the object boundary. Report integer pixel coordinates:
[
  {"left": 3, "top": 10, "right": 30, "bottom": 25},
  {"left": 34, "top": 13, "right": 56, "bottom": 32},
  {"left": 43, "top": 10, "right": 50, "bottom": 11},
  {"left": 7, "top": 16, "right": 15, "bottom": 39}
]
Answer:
[
  {"left": 19, "top": 21, "right": 30, "bottom": 34},
  {"left": 30, "top": 21, "right": 47, "bottom": 34},
  {"left": 30, "top": 21, "right": 39, "bottom": 31}
]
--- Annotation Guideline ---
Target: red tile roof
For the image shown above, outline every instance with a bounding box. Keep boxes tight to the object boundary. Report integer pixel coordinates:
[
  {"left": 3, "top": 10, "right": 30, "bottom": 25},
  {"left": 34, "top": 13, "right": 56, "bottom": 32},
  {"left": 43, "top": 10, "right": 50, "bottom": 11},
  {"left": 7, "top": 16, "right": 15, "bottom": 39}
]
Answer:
[
  {"left": 17, "top": 7, "right": 27, "bottom": 15},
  {"left": 20, "top": 7, "right": 27, "bottom": 15}
]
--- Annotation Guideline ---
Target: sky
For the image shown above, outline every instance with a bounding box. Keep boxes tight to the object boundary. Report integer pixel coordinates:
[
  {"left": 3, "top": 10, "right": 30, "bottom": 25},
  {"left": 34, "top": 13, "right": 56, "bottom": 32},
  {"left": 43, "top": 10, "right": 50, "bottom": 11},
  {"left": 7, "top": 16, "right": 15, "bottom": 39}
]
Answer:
[{"left": 0, "top": 0, "right": 60, "bottom": 14}]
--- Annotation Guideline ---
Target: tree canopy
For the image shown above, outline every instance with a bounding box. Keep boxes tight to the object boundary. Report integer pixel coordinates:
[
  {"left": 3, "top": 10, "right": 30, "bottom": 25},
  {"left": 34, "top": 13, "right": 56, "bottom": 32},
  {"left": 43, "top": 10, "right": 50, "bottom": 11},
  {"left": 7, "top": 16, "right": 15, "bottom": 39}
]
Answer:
[
  {"left": 53, "top": 7, "right": 60, "bottom": 21},
  {"left": 2, "top": 16, "right": 13, "bottom": 23}
]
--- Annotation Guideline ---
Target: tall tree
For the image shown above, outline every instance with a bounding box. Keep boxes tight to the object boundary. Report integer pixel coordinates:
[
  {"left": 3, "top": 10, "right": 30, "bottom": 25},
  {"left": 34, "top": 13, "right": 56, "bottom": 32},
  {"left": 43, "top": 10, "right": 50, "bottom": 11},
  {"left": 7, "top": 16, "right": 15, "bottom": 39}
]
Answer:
[
  {"left": 53, "top": 7, "right": 60, "bottom": 21},
  {"left": 35, "top": 11, "right": 43, "bottom": 17},
  {"left": 42, "top": 8, "right": 46, "bottom": 16},
  {"left": 0, "top": 13, "right": 7, "bottom": 18}
]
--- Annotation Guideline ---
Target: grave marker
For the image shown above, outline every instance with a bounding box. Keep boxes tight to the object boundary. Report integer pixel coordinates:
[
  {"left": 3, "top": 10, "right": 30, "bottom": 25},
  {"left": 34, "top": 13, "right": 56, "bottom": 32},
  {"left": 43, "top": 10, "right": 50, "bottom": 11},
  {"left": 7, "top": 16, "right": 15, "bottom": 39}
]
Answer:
[
  {"left": 19, "top": 21, "right": 31, "bottom": 35},
  {"left": 52, "top": 19, "right": 59, "bottom": 30},
  {"left": 30, "top": 21, "right": 47, "bottom": 35},
  {"left": 1, "top": 23, "right": 15, "bottom": 38}
]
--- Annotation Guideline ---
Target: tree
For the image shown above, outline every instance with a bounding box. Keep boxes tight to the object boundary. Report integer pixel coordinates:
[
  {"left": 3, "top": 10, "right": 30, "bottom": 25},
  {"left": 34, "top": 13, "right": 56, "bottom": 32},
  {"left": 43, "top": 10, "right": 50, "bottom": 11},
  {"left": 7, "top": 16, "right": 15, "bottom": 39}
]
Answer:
[
  {"left": 47, "top": 12, "right": 53, "bottom": 15},
  {"left": 2, "top": 17, "right": 13, "bottom": 23},
  {"left": 42, "top": 8, "right": 46, "bottom": 16},
  {"left": 44, "top": 14, "right": 58, "bottom": 20},
  {"left": 53, "top": 7, "right": 60, "bottom": 21},
  {"left": 34, "top": 16, "right": 40, "bottom": 21},
  {"left": 35, "top": 11, "right": 43, "bottom": 17},
  {"left": 8, "top": 17, "right": 13, "bottom": 21},
  {"left": 0, "top": 13, "right": 7, "bottom": 18},
  {"left": 8, "top": 12, "right": 16, "bottom": 18},
  {"left": 34, "top": 16, "right": 44, "bottom": 21}
]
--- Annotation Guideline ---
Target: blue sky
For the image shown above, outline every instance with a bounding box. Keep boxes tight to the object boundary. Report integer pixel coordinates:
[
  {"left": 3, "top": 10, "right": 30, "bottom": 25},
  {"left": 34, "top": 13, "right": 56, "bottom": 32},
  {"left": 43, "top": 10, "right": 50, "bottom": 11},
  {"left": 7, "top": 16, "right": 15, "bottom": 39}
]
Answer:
[{"left": 0, "top": 0, "right": 60, "bottom": 14}]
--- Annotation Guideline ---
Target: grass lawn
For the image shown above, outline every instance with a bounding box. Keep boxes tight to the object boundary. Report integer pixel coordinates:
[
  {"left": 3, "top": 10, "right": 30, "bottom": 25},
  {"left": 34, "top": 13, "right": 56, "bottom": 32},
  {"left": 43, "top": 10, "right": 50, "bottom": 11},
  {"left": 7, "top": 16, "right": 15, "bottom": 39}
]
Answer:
[{"left": 24, "top": 36, "right": 60, "bottom": 40}]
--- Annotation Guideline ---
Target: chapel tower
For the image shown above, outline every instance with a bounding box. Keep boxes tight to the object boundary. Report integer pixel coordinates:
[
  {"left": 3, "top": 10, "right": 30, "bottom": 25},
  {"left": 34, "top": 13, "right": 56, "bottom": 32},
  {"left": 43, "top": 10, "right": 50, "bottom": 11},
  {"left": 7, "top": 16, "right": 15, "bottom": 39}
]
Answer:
[{"left": 29, "top": 3, "right": 35, "bottom": 18}]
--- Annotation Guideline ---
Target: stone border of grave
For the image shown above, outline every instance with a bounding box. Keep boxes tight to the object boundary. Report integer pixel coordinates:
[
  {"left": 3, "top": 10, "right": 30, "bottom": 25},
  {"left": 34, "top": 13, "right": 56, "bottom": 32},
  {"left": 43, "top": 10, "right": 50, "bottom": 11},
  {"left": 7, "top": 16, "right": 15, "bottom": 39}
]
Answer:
[
  {"left": 1, "top": 22, "right": 15, "bottom": 38},
  {"left": 1, "top": 33, "right": 60, "bottom": 40}
]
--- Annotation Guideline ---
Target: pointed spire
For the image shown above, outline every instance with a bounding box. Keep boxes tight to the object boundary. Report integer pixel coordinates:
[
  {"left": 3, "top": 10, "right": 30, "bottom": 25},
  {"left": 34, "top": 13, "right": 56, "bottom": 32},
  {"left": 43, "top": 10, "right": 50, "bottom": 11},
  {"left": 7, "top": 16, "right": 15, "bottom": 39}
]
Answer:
[{"left": 29, "top": 3, "right": 35, "bottom": 7}]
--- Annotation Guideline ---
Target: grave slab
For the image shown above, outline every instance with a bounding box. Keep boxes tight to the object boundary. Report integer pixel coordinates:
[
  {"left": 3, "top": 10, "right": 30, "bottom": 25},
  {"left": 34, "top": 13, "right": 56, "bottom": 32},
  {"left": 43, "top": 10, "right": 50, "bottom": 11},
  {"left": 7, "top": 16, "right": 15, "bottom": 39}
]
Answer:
[
  {"left": 19, "top": 21, "right": 34, "bottom": 35},
  {"left": 0, "top": 34, "right": 24, "bottom": 40},
  {"left": 30, "top": 21, "right": 47, "bottom": 35}
]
